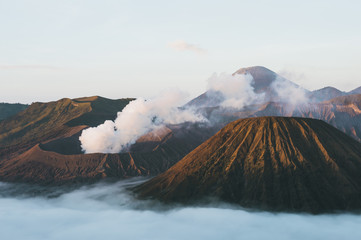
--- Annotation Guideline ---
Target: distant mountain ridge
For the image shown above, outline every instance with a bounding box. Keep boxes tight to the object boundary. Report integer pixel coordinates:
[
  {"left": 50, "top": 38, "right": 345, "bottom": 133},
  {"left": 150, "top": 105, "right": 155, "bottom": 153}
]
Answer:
[
  {"left": 349, "top": 86, "right": 361, "bottom": 95},
  {"left": 187, "top": 66, "right": 361, "bottom": 141},
  {"left": 188, "top": 66, "right": 301, "bottom": 108},
  {"left": 308, "top": 86, "right": 361, "bottom": 102},
  {"left": 0, "top": 103, "right": 28, "bottom": 121},
  {"left": 233, "top": 66, "right": 305, "bottom": 94},
  {"left": 235, "top": 66, "right": 361, "bottom": 101},
  {"left": 188, "top": 66, "right": 360, "bottom": 107},
  {"left": 252, "top": 94, "right": 361, "bottom": 141}
]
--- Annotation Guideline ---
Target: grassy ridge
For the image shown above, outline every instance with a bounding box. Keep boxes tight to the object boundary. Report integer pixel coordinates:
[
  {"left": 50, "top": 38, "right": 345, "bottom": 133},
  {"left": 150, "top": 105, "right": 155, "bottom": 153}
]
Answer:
[
  {"left": 0, "top": 96, "right": 133, "bottom": 150},
  {"left": 0, "top": 103, "right": 28, "bottom": 121}
]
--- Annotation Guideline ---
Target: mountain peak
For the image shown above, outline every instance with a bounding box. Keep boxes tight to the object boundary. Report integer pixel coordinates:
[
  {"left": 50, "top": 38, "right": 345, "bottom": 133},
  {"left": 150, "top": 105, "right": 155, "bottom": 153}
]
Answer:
[
  {"left": 308, "top": 86, "right": 345, "bottom": 102},
  {"left": 136, "top": 116, "right": 361, "bottom": 213},
  {"left": 233, "top": 65, "right": 275, "bottom": 74},
  {"left": 73, "top": 96, "right": 101, "bottom": 102},
  {"left": 349, "top": 86, "right": 361, "bottom": 95},
  {"left": 313, "top": 86, "right": 342, "bottom": 93},
  {"left": 233, "top": 66, "right": 277, "bottom": 93}
]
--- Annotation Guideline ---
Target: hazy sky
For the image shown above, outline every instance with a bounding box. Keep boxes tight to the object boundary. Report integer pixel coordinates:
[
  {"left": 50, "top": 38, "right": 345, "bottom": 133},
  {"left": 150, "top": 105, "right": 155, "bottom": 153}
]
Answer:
[{"left": 1, "top": 0, "right": 360, "bottom": 103}]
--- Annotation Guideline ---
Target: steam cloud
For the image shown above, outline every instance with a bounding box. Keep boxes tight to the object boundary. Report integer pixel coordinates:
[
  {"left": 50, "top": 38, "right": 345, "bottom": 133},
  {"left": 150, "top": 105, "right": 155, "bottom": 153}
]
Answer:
[
  {"left": 206, "top": 73, "right": 265, "bottom": 108},
  {"left": 1, "top": 180, "right": 361, "bottom": 240},
  {"left": 205, "top": 73, "right": 307, "bottom": 108},
  {"left": 80, "top": 72, "right": 309, "bottom": 153},
  {"left": 271, "top": 76, "right": 308, "bottom": 106},
  {"left": 80, "top": 90, "right": 206, "bottom": 153}
]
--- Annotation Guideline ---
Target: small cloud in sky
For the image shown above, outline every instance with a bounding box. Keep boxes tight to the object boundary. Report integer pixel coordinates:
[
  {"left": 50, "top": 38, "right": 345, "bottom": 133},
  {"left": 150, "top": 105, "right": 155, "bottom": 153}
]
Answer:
[
  {"left": 167, "top": 40, "right": 207, "bottom": 55},
  {"left": 0, "top": 65, "right": 58, "bottom": 70}
]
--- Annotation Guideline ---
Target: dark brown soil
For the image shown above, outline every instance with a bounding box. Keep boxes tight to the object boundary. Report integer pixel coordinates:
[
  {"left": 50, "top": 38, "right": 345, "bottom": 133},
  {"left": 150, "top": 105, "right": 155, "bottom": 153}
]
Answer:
[{"left": 135, "top": 117, "right": 361, "bottom": 213}]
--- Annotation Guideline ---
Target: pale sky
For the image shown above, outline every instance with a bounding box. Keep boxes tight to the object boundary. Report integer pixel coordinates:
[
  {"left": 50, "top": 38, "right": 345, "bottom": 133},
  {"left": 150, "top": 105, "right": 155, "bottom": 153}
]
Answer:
[{"left": 1, "top": 0, "right": 360, "bottom": 103}]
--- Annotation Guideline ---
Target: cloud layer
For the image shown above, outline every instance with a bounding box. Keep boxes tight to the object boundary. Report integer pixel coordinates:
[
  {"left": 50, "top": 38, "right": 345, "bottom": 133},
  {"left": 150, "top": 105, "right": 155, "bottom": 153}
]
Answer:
[{"left": 1, "top": 180, "right": 361, "bottom": 240}]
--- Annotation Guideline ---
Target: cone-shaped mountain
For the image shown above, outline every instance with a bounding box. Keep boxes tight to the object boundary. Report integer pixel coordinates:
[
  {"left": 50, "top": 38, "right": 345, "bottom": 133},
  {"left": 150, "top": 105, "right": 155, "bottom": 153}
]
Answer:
[{"left": 136, "top": 117, "right": 361, "bottom": 213}]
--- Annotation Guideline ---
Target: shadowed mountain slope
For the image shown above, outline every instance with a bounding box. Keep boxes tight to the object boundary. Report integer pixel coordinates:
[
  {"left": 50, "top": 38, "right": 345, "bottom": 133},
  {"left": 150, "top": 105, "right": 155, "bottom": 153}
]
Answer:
[
  {"left": 349, "top": 86, "right": 361, "bottom": 95},
  {"left": 136, "top": 117, "right": 361, "bottom": 213},
  {"left": 326, "top": 94, "right": 361, "bottom": 108},
  {"left": 0, "top": 123, "right": 217, "bottom": 184},
  {"left": 307, "top": 86, "right": 345, "bottom": 102},
  {"left": 0, "top": 96, "right": 133, "bottom": 157},
  {"left": 0, "top": 103, "right": 28, "bottom": 121},
  {"left": 0, "top": 95, "right": 219, "bottom": 184}
]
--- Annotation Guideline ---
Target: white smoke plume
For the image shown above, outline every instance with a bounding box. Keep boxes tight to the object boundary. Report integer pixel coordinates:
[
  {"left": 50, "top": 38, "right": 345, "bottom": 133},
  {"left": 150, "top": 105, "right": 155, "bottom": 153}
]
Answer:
[
  {"left": 79, "top": 90, "right": 206, "bottom": 153},
  {"left": 271, "top": 76, "right": 308, "bottom": 106},
  {"left": 206, "top": 73, "right": 265, "bottom": 109},
  {"left": 80, "top": 71, "right": 309, "bottom": 154}
]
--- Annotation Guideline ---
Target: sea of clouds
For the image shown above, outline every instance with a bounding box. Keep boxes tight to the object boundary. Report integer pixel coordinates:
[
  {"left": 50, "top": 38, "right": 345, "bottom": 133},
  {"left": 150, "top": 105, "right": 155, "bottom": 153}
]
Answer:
[{"left": 1, "top": 180, "right": 361, "bottom": 240}]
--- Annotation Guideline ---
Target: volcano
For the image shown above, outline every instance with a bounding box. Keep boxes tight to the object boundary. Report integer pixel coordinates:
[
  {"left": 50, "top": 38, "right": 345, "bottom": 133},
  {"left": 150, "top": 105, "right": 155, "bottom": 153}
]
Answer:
[
  {"left": 136, "top": 117, "right": 361, "bottom": 213},
  {"left": 0, "top": 96, "right": 218, "bottom": 184},
  {"left": 233, "top": 66, "right": 282, "bottom": 93},
  {"left": 186, "top": 66, "right": 307, "bottom": 108}
]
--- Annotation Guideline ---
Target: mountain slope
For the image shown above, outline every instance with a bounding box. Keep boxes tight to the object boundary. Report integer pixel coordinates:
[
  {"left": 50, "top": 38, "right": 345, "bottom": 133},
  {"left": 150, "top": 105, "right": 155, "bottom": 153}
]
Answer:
[
  {"left": 0, "top": 123, "right": 217, "bottom": 183},
  {"left": 136, "top": 117, "right": 361, "bottom": 213},
  {"left": 233, "top": 66, "right": 280, "bottom": 93},
  {"left": 0, "top": 96, "right": 133, "bottom": 156},
  {"left": 186, "top": 67, "right": 361, "bottom": 143},
  {"left": 0, "top": 95, "right": 220, "bottom": 184},
  {"left": 326, "top": 94, "right": 361, "bottom": 108},
  {"left": 188, "top": 66, "right": 360, "bottom": 109},
  {"left": 253, "top": 94, "right": 361, "bottom": 141},
  {"left": 187, "top": 66, "right": 308, "bottom": 108},
  {"left": 349, "top": 86, "right": 361, "bottom": 95},
  {"left": 307, "top": 87, "right": 345, "bottom": 102},
  {"left": 0, "top": 103, "right": 28, "bottom": 121}
]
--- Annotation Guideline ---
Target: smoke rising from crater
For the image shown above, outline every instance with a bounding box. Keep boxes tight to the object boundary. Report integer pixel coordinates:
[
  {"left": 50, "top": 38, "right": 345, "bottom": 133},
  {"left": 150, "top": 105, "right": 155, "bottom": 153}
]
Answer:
[
  {"left": 271, "top": 76, "right": 308, "bottom": 106},
  {"left": 79, "top": 71, "right": 310, "bottom": 154},
  {"left": 207, "top": 73, "right": 265, "bottom": 108},
  {"left": 80, "top": 90, "right": 206, "bottom": 153}
]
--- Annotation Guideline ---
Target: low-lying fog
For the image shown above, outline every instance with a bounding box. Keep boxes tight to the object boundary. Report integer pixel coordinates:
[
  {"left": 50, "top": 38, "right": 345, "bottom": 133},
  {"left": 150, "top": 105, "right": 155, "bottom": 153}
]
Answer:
[{"left": 1, "top": 179, "right": 360, "bottom": 240}]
